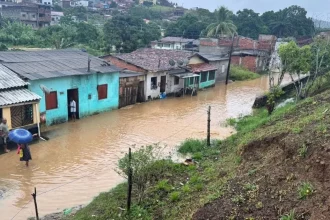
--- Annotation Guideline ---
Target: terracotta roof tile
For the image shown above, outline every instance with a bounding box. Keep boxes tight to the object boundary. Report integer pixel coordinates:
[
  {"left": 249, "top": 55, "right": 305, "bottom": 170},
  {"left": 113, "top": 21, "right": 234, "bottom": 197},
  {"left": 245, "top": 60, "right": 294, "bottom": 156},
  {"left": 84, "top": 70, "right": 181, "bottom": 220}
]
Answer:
[
  {"left": 189, "top": 63, "right": 217, "bottom": 73},
  {"left": 114, "top": 48, "right": 193, "bottom": 72}
]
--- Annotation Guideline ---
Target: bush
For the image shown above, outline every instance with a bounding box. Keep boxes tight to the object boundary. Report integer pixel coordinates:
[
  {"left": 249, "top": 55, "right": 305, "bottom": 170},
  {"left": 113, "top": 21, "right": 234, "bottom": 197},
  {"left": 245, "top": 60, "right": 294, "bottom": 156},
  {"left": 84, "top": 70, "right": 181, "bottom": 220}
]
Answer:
[
  {"left": 229, "top": 65, "right": 260, "bottom": 81},
  {"left": 156, "top": 179, "right": 172, "bottom": 192},
  {"left": 117, "top": 145, "right": 178, "bottom": 203},
  {"left": 177, "top": 139, "right": 206, "bottom": 154}
]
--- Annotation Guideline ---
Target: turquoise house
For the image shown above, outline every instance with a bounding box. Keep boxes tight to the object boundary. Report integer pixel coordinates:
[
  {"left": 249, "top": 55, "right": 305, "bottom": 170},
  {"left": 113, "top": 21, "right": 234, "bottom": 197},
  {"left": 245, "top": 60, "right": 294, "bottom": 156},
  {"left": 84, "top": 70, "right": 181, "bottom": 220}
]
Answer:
[
  {"left": 187, "top": 63, "right": 217, "bottom": 89},
  {"left": 0, "top": 49, "right": 120, "bottom": 126}
]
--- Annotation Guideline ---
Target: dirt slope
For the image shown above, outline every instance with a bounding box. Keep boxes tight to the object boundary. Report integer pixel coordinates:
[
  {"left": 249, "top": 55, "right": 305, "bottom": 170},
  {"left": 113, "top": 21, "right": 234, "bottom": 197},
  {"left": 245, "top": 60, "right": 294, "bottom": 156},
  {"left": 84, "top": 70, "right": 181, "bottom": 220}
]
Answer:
[{"left": 193, "top": 94, "right": 330, "bottom": 219}]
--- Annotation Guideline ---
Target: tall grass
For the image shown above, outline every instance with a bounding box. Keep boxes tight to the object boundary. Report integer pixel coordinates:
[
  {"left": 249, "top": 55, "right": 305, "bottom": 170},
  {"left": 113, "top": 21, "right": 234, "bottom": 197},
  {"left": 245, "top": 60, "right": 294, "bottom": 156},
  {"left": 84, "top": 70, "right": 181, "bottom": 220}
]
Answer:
[
  {"left": 230, "top": 65, "right": 260, "bottom": 81},
  {"left": 177, "top": 139, "right": 206, "bottom": 154}
]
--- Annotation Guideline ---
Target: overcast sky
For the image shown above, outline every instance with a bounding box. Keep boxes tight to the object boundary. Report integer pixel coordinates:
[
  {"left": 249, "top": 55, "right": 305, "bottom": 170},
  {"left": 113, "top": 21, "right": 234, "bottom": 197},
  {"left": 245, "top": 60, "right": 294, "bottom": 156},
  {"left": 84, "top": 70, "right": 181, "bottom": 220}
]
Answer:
[{"left": 173, "top": 0, "right": 330, "bottom": 21}]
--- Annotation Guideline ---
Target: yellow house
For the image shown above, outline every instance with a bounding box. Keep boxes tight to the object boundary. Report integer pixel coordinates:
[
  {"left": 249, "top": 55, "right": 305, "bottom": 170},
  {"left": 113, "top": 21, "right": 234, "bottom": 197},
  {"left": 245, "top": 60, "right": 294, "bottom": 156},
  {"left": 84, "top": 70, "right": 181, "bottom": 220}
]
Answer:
[{"left": 0, "top": 65, "right": 41, "bottom": 133}]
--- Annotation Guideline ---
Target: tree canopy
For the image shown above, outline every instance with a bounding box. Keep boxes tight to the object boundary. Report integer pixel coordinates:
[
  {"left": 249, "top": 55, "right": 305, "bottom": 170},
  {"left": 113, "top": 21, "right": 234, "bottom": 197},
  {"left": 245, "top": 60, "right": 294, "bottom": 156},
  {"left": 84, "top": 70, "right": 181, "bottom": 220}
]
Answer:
[{"left": 103, "top": 14, "right": 161, "bottom": 52}]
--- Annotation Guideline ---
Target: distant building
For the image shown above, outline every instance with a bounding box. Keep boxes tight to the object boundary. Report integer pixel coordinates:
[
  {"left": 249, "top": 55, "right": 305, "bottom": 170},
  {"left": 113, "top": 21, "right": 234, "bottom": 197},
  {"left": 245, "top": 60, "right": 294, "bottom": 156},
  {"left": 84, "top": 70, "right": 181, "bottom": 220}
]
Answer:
[
  {"left": 70, "top": 0, "right": 89, "bottom": 7},
  {"left": 139, "top": 0, "right": 156, "bottom": 5},
  {"left": 37, "top": 0, "right": 52, "bottom": 5},
  {"left": 60, "top": 0, "right": 71, "bottom": 8},
  {"left": 151, "top": 37, "right": 197, "bottom": 50},
  {"left": 0, "top": 2, "right": 51, "bottom": 29},
  {"left": 199, "top": 35, "right": 277, "bottom": 73},
  {"left": 51, "top": 11, "right": 64, "bottom": 25}
]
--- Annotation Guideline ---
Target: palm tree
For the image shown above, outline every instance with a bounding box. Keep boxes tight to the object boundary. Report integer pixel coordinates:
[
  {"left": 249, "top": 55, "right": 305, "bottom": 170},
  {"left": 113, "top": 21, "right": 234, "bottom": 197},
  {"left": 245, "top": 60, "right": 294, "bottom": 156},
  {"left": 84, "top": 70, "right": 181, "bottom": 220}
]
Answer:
[{"left": 206, "top": 7, "right": 237, "bottom": 37}]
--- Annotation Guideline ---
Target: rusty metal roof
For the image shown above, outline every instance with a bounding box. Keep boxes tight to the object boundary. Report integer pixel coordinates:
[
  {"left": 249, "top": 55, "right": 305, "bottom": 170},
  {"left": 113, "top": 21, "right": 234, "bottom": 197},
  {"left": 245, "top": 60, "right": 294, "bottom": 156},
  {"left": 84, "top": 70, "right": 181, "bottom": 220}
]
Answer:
[
  {"left": 189, "top": 63, "right": 218, "bottom": 73},
  {"left": 0, "top": 65, "right": 28, "bottom": 90},
  {"left": 0, "top": 89, "right": 41, "bottom": 106},
  {"left": 0, "top": 49, "right": 120, "bottom": 80}
]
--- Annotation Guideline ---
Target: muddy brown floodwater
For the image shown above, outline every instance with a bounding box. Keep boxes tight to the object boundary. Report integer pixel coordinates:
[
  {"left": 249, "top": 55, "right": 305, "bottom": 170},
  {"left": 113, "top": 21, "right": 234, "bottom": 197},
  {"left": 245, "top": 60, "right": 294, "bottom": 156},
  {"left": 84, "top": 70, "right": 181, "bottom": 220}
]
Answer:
[{"left": 0, "top": 75, "right": 291, "bottom": 220}]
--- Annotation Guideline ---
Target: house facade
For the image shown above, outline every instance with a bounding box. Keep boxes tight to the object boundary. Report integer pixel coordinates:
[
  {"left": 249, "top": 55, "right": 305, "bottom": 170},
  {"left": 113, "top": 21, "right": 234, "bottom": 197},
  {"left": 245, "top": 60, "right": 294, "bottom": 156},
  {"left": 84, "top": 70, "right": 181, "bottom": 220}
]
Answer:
[
  {"left": 51, "top": 11, "right": 64, "bottom": 25},
  {"left": 199, "top": 35, "right": 277, "bottom": 73},
  {"left": 151, "top": 37, "right": 197, "bottom": 51},
  {"left": 119, "top": 70, "right": 145, "bottom": 108},
  {"left": 102, "top": 49, "right": 218, "bottom": 100},
  {"left": 189, "top": 53, "right": 229, "bottom": 82},
  {"left": 0, "top": 50, "right": 120, "bottom": 126},
  {"left": 0, "top": 65, "right": 41, "bottom": 132},
  {"left": 102, "top": 49, "right": 194, "bottom": 100},
  {"left": 0, "top": 2, "right": 51, "bottom": 29}
]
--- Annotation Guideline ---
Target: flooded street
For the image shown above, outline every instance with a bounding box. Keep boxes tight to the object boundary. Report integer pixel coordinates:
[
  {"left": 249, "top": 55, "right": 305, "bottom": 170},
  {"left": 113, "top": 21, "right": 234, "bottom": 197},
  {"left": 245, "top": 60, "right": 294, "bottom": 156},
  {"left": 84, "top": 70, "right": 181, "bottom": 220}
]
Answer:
[{"left": 0, "top": 75, "right": 286, "bottom": 220}]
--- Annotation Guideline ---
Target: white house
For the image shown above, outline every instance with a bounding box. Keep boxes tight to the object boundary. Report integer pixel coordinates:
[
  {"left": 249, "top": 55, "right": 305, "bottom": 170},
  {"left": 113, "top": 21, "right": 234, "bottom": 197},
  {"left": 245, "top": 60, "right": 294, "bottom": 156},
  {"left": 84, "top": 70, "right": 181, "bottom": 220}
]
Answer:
[
  {"left": 151, "top": 37, "right": 197, "bottom": 50},
  {"left": 51, "top": 11, "right": 64, "bottom": 25},
  {"left": 70, "top": 0, "right": 89, "bottom": 7},
  {"left": 103, "top": 49, "right": 195, "bottom": 100},
  {"left": 39, "top": 0, "right": 52, "bottom": 5}
]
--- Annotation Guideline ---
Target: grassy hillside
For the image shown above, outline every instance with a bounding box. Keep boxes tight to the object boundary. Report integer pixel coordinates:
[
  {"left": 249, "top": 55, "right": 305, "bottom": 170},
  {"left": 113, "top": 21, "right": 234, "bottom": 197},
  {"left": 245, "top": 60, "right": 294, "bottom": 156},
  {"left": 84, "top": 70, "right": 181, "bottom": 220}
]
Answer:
[{"left": 63, "top": 89, "right": 330, "bottom": 220}]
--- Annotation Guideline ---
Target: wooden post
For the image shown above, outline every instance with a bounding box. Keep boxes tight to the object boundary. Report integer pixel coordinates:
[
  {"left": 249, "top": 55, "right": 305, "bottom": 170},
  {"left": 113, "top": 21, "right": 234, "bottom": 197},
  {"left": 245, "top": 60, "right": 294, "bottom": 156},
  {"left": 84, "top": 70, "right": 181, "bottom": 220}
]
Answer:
[
  {"left": 31, "top": 187, "right": 39, "bottom": 220},
  {"left": 127, "top": 148, "right": 132, "bottom": 213},
  {"left": 226, "top": 34, "right": 236, "bottom": 85},
  {"left": 207, "top": 106, "right": 211, "bottom": 147}
]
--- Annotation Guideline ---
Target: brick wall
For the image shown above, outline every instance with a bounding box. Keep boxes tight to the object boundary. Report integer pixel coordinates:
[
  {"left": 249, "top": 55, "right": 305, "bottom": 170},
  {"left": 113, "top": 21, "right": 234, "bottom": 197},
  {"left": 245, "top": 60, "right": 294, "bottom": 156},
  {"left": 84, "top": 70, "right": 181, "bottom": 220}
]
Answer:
[
  {"left": 102, "top": 56, "right": 147, "bottom": 73},
  {"left": 231, "top": 56, "right": 240, "bottom": 66},
  {"left": 231, "top": 55, "right": 257, "bottom": 72},
  {"left": 241, "top": 56, "right": 257, "bottom": 72}
]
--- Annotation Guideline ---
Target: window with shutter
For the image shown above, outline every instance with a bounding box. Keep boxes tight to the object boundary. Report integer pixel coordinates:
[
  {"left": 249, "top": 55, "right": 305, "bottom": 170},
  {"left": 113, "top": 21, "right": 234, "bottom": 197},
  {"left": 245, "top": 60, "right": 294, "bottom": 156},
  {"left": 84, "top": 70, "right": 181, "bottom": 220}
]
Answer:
[
  {"left": 45, "top": 91, "right": 58, "bottom": 110},
  {"left": 98, "top": 84, "right": 108, "bottom": 100}
]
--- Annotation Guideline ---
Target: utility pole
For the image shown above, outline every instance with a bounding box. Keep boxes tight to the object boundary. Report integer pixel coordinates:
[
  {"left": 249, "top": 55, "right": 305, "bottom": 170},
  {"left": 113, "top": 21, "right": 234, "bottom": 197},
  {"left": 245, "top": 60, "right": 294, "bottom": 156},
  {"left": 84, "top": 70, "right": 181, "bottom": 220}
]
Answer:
[
  {"left": 225, "top": 34, "right": 236, "bottom": 85},
  {"left": 127, "top": 148, "right": 132, "bottom": 214},
  {"left": 32, "top": 187, "right": 39, "bottom": 220},
  {"left": 207, "top": 106, "right": 211, "bottom": 147}
]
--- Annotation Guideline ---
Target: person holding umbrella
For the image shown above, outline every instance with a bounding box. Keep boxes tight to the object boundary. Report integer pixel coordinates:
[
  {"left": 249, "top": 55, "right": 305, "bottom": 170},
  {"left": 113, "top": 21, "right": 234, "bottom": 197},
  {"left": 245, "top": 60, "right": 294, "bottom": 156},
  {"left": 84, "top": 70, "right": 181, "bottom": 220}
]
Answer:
[{"left": 9, "top": 128, "right": 33, "bottom": 167}]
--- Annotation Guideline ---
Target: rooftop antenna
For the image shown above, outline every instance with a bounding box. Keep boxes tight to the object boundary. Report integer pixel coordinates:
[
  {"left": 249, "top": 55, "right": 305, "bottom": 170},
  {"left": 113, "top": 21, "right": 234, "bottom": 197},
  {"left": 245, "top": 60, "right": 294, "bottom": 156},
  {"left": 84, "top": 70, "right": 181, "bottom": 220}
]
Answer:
[
  {"left": 87, "top": 56, "right": 91, "bottom": 72},
  {"left": 169, "top": 59, "right": 176, "bottom": 66}
]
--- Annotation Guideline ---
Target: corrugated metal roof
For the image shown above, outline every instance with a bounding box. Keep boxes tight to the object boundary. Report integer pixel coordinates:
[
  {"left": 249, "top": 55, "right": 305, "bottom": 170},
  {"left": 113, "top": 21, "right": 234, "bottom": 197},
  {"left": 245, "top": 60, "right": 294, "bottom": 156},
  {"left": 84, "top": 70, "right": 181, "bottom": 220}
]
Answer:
[
  {"left": 0, "top": 89, "right": 41, "bottom": 106},
  {"left": 0, "top": 65, "right": 28, "bottom": 90},
  {"left": 120, "top": 70, "right": 144, "bottom": 78},
  {"left": 197, "top": 53, "right": 229, "bottom": 61},
  {"left": 0, "top": 49, "right": 120, "bottom": 80}
]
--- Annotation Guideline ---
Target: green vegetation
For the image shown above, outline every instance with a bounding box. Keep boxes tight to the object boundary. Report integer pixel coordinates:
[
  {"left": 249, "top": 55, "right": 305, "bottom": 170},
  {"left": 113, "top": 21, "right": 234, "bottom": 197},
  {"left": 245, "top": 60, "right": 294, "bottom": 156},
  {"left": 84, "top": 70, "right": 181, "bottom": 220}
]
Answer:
[
  {"left": 298, "top": 144, "right": 308, "bottom": 158},
  {"left": 298, "top": 182, "right": 314, "bottom": 199},
  {"left": 66, "top": 88, "right": 330, "bottom": 219},
  {"left": 280, "top": 209, "right": 296, "bottom": 220},
  {"left": 229, "top": 65, "right": 260, "bottom": 81},
  {"left": 177, "top": 139, "right": 205, "bottom": 154}
]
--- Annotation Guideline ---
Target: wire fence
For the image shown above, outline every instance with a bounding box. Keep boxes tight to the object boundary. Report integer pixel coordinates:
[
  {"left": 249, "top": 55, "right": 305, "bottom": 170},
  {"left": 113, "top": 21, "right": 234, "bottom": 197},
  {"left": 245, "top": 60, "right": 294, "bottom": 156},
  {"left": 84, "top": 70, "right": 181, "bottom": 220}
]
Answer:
[{"left": 10, "top": 106, "right": 212, "bottom": 220}]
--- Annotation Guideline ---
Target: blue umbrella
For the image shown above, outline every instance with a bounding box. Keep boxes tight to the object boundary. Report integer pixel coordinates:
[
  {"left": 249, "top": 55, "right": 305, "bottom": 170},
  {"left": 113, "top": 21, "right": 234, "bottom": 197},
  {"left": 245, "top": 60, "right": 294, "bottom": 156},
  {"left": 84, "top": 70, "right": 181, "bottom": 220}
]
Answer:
[{"left": 9, "top": 129, "right": 33, "bottom": 144}]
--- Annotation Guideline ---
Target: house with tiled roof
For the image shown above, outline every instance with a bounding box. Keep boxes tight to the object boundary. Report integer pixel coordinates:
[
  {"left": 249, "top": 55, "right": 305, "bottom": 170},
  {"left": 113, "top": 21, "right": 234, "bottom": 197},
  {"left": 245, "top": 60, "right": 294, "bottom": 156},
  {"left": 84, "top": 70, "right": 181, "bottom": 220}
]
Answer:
[{"left": 102, "top": 48, "right": 219, "bottom": 100}]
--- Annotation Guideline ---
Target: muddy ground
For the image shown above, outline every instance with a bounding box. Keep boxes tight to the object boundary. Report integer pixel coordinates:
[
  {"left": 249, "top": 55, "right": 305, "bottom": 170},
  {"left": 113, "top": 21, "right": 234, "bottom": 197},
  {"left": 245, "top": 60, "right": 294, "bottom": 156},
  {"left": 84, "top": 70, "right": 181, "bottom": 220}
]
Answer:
[{"left": 193, "top": 98, "right": 330, "bottom": 219}]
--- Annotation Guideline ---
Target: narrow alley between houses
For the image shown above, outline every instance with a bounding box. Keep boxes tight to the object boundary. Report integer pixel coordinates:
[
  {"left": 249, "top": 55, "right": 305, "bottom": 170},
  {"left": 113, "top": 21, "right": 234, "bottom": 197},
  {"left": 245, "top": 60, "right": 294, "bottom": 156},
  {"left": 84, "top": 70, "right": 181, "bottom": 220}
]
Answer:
[{"left": 0, "top": 75, "right": 283, "bottom": 220}]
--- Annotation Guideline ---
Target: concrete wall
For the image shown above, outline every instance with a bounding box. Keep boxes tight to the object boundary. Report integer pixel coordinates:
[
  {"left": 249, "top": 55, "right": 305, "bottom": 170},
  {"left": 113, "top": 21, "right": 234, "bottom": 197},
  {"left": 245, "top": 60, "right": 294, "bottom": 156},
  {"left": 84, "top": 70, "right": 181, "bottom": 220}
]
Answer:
[
  {"left": 198, "top": 71, "right": 216, "bottom": 89},
  {"left": 253, "top": 75, "right": 309, "bottom": 108},
  {"left": 167, "top": 75, "right": 184, "bottom": 94},
  {"left": 29, "top": 72, "right": 119, "bottom": 126},
  {"left": 145, "top": 72, "right": 167, "bottom": 99},
  {"left": 211, "top": 60, "right": 228, "bottom": 81}
]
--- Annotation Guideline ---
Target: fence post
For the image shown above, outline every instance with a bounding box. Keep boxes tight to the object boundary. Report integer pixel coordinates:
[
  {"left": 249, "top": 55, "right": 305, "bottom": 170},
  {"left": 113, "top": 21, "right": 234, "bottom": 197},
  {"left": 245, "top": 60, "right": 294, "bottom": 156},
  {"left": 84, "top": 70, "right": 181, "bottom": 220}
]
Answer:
[
  {"left": 127, "top": 148, "right": 132, "bottom": 214},
  {"left": 31, "top": 187, "right": 39, "bottom": 220},
  {"left": 207, "top": 106, "right": 211, "bottom": 147}
]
